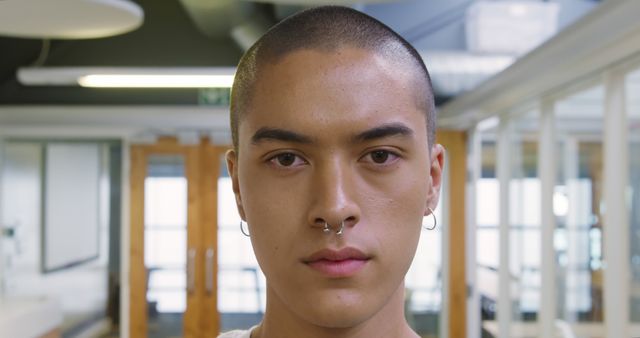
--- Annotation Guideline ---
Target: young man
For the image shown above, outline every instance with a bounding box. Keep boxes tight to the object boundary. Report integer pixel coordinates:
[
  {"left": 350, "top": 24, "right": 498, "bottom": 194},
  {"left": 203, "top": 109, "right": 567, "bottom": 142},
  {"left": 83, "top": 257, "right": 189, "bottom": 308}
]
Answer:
[{"left": 223, "top": 6, "right": 444, "bottom": 338}]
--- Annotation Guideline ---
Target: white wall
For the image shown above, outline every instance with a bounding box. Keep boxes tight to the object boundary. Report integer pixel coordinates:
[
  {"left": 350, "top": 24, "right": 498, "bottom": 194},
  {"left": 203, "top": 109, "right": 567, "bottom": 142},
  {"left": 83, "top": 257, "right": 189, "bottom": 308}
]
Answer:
[{"left": 0, "top": 142, "right": 109, "bottom": 329}]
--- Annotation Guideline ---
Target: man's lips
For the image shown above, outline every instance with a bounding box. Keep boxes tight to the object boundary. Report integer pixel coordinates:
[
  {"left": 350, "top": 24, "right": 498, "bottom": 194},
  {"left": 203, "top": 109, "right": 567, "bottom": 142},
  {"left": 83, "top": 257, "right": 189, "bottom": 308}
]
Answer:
[{"left": 302, "top": 247, "right": 371, "bottom": 278}]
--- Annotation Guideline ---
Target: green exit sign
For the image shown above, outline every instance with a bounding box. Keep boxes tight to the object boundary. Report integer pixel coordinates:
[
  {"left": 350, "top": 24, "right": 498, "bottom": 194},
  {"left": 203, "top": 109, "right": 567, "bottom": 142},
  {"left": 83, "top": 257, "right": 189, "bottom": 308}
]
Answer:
[{"left": 198, "top": 88, "right": 231, "bottom": 106}]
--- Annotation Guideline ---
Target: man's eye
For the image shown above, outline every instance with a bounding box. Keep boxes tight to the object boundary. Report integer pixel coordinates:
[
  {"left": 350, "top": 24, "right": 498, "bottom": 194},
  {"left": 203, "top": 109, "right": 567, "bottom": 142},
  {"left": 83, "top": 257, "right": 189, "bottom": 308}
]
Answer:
[
  {"left": 366, "top": 150, "right": 399, "bottom": 165},
  {"left": 269, "top": 153, "right": 305, "bottom": 167},
  {"left": 370, "top": 150, "right": 390, "bottom": 163}
]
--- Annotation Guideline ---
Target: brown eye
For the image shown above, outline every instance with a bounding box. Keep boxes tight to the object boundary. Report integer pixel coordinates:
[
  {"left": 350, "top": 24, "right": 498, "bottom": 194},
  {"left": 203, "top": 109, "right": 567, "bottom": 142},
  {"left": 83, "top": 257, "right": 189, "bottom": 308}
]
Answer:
[
  {"left": 275, "top": 153, "right": 296, "bottom": 166},
  {"left": 370, "top": 150, "right": 390, "bottom": 164},
  {"left": 267, "top": 152, "right": 307, "bottom": 169}
]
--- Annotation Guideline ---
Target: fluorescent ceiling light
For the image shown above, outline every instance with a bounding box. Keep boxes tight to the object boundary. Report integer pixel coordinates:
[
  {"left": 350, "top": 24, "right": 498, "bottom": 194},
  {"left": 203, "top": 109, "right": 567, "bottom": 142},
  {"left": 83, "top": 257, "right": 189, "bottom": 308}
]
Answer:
[
  {"left": 78, "top": 74, "right": 234, "bottom": 88},
  {"left": 17, "top": 67, "right": 236, "bottom": 88}
]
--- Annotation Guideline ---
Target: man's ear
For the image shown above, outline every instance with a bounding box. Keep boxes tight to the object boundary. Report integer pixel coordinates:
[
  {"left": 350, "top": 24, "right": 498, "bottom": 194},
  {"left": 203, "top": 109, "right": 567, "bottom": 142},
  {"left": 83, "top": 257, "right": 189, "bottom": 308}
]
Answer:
[
  {"left": 226, "top": 149, "right": 246, "bottom": 220},
  {"left": 425, "top": 143, "right": 445, "bottom": 215}
]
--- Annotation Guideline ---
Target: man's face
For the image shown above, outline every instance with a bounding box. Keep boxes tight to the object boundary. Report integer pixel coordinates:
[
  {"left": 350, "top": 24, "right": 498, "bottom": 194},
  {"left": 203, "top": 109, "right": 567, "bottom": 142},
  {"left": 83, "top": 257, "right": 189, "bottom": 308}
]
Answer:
[{"left": 227, "top": 47, "right": 443, "bottom": 328}]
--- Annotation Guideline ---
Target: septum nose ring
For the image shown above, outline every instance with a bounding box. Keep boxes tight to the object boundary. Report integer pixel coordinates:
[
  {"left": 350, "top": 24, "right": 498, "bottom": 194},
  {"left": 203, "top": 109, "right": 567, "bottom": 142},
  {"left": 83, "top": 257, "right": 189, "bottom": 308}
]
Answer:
[{"left": 323, "top": 221, "right": 344, "bottom": 235}]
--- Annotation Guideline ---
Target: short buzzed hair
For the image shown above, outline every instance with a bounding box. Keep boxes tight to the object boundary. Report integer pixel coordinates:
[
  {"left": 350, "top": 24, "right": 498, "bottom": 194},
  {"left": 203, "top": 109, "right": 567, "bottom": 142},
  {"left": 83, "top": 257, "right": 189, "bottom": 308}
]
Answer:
[{"left": 230, "top": 6, "right": 436, "bottom": 150}]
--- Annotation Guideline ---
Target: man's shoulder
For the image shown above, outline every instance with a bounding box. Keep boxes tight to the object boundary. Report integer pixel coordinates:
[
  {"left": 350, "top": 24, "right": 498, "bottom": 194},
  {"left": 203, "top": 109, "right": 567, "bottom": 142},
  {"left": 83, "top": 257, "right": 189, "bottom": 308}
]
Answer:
[{"left": 217, "top": 329, "right": 252, "bottom": 338}]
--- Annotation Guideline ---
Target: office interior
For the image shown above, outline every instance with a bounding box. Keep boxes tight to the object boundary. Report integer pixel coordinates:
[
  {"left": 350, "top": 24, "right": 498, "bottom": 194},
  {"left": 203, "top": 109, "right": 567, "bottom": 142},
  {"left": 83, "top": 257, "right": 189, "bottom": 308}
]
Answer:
[{"left": 0, "top": 0, "right": 638, "bottom": 337}]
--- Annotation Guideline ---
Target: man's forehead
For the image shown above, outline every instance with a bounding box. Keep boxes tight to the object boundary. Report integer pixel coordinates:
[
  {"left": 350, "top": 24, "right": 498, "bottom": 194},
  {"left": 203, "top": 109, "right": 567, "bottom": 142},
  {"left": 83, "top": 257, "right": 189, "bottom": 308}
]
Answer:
[
  {"left": 249, "top": 46, "right": 423, "bottom": 109},
  {"left": 258, "top": 44, "right": 416, "bottom": 76},
  {"left": 249, "top": 47, "right": 427, "bottom": 113}
]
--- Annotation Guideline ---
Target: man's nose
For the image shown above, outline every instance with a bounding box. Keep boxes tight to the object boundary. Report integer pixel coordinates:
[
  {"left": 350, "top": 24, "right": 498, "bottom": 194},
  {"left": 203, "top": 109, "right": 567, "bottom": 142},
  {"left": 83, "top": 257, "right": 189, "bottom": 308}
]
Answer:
[{"left": 307, "top": 159, "right": 361, "bottom": 232}]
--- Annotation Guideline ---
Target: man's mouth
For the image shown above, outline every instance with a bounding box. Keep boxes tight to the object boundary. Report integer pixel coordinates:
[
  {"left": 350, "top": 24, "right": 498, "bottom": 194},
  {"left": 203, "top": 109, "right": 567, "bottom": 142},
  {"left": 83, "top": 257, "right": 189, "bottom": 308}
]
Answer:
[{"left": 303, "top": 247, "right": 371, "bottom": 278}]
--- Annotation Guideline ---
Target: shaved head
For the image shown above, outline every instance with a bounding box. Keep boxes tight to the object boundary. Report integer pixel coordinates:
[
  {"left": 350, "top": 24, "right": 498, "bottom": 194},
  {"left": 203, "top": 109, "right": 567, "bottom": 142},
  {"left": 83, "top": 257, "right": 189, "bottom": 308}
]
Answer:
[{"left": 230, "top": 6, "right": 436, "bottom": 149}]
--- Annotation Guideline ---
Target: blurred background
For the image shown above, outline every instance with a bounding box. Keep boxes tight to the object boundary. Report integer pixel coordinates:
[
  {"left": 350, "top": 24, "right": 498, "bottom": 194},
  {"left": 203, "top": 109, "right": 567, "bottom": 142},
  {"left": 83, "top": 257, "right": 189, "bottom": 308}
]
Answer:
[{"left": 2, "top": 0, "right": 639, "bottom": 338}]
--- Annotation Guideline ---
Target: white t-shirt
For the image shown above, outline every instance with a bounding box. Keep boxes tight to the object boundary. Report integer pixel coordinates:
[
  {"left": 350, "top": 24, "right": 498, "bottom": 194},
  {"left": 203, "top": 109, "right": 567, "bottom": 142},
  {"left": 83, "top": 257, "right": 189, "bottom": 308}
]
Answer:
[{"left": 217, "top": 328, "right": 253, "bottom": 338}]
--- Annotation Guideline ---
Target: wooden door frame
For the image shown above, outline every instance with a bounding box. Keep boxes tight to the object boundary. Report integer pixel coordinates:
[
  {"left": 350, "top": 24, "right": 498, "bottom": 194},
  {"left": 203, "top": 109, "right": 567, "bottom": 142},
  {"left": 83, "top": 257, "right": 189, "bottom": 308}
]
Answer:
[
  {"left": 129, "top": 137, "right": 227, "bottom": 338},
  {"left": 437, "top": 130, "right": 468, "bottom": 338}
]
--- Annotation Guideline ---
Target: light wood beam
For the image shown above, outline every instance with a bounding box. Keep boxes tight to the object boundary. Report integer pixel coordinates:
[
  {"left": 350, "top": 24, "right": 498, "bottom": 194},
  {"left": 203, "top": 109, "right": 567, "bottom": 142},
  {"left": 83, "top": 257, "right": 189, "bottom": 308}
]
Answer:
[{"left": 437, "top": 130, "right": 467, "bottom": 338}]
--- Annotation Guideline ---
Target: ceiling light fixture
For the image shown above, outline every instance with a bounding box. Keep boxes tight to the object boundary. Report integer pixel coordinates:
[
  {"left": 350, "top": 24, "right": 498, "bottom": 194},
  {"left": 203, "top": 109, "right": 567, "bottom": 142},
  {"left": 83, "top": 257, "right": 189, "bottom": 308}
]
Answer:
[
  {"left": 0, "top": 0, "right": 143, "bottom": 39},
  {"left": 77, "top": 74, "right": 234, "bottom": 88},
  {"left": 17, "top": 67, "right": 236, "bottom": 88}
]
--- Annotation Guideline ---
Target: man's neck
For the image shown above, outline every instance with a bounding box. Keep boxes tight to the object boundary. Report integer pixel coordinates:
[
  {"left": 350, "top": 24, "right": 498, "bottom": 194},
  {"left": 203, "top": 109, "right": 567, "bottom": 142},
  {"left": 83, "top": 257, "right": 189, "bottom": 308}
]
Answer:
[{"left": 252, "top": 283, "right": 418, "bottom": 338}]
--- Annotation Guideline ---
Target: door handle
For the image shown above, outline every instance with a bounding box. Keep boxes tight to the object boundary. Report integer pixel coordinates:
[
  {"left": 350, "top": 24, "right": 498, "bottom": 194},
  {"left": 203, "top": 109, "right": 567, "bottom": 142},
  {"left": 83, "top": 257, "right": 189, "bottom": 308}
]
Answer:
[
  {"left": 187, "top": 248, "right": 196, "bottom": 294},
  {"left": 205, "top": 248, "right": 215, "bottom": 295}
]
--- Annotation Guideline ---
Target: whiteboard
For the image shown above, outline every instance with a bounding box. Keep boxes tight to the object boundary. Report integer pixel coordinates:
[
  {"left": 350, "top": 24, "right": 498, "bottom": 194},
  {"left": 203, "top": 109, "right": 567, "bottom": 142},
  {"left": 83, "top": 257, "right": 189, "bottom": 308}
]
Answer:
[{"left": 43, "top": 143, "right": 100, "bottom": 272}]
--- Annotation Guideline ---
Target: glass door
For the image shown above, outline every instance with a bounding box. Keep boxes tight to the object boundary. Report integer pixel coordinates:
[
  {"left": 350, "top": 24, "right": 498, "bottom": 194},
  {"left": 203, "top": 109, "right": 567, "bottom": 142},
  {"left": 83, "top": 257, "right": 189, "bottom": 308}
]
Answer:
[
  {"left": 130, "top": 137, "right": 223, "bottom": 338},
  {"left": 144, "top": 154, "right": 188, "bottom": 338},
  {"left": 216, "top": 153, "right": 266, "bottom": 331}
]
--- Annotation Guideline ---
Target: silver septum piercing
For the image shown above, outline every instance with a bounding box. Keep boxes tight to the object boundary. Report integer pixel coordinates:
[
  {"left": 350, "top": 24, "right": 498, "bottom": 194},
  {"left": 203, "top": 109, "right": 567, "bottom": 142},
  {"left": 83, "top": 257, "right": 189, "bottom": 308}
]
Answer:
[
  {"left": 323, "top": 221, "right": 344, "bottom": 235},
  {"left": 423, "top": 207, "right": 437, "bottom": 231}
]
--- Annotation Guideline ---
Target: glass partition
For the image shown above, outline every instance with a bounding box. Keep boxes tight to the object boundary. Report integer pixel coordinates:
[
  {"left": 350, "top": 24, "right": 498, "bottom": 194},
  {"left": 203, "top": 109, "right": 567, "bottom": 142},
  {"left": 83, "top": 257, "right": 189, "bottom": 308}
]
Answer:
[
  {"left": 405, "top": 173, "right": 444, "bottom": 338},
  {"left": 555, "top": 84, "right": 605, "bottom": 336},
  {"left": 627, "top": 66, "right": 640, "bottom": 323},
  {"left": 475, "top": 122, "right": 500, "bottom": 336},
  {"left": 509, "top": 110, "right": 541, "bottom": 334}
]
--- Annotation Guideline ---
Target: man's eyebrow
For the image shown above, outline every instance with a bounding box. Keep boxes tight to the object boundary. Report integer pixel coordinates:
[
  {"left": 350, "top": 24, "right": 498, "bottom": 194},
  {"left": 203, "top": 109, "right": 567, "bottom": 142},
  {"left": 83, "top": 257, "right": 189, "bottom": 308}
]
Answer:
[
  {"left": 352, "top": 123, "right": 414, "bottom": 142},
  {"left": 251, "top": 127, "right": 314, "bottom": 145}
]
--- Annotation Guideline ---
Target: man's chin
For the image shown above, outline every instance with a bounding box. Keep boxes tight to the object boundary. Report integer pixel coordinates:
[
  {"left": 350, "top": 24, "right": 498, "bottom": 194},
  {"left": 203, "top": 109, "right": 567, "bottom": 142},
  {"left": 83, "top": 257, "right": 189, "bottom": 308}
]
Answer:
[
  {"left": 305, "top": 312, "right": 371, "bottom": 330},
  {"left": 292, "top": 293, "right": 376, "bottom": 329}
]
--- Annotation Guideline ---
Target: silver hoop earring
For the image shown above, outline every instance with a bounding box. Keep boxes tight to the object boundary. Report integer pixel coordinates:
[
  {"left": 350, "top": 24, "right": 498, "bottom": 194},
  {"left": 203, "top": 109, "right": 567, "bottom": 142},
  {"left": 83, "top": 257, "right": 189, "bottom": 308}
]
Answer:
[
  {"left": 423, "top": 207, "right": 437, "bottom": 231},
  {"left": 240, "top": 220, "right": 250, "bottom": 237}
]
